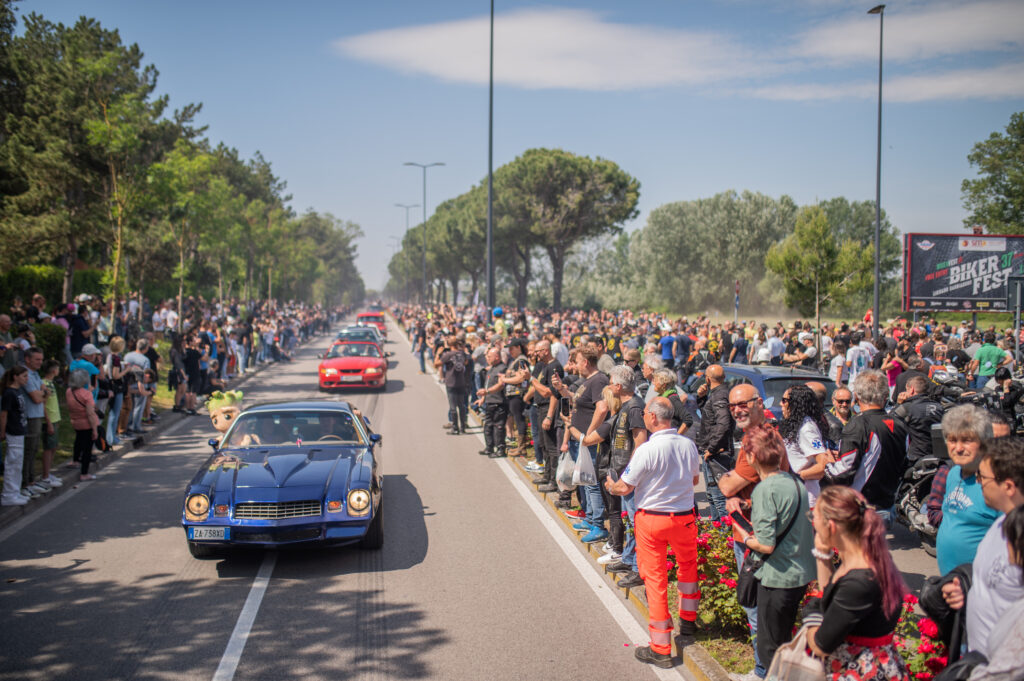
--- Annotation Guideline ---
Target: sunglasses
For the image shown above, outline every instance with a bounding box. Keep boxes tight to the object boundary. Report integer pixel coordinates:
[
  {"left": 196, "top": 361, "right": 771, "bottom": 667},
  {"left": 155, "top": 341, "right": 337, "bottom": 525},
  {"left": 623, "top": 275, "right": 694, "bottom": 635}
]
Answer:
[
  {"left": 728, "top": 396, "right": 759, "bottom": 411},
  {"left": 834, "top": 399, "right": 851, "bottom": 405},
  {"left": 780, "top": 397, "right": 791, "bottom": 405}
]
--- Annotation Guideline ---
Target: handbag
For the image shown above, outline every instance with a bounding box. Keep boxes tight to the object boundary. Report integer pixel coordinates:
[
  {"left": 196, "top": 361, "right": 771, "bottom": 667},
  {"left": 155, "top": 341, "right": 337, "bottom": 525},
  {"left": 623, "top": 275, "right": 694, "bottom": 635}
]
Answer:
[
  {"left": 765, "top": 625, "right": 825, "bottom": 681},
  {"left": 736, "top": 473, "right": 802, "bottom": 609}
]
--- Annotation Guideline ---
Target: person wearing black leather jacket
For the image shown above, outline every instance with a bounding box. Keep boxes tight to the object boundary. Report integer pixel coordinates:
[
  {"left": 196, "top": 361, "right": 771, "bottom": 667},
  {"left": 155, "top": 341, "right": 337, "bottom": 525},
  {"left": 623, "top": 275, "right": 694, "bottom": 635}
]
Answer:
[
  {"left": 694, "top": 364, "right": 733, "bottom": 522},
  {"left": 893, "top": 375, "right": 944, "bottom": 463}
]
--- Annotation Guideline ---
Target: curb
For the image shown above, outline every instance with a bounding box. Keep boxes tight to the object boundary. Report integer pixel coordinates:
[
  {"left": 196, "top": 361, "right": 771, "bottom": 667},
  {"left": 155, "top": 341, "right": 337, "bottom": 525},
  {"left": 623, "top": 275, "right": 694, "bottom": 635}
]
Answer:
[
  {"left": 392, "top": 314, "right": 732, "bottom": 681},
  {"left": 0, "top": 334, "right": 317, "bottom": 532}
]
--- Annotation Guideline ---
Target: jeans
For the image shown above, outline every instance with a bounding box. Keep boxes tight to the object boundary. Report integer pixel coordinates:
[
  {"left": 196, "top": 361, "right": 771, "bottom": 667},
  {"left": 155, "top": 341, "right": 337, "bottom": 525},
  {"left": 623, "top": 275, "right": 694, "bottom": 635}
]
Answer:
[
  {"left": 582, "top": 445, "right": 605, "bottom": 528},
  {"left": 106, "top": 392, "right": 124, "bottom": 444},
  {"left": 130, "top": 393, "right": 146, "bottom": 432},
  {"left": 700, "top": 459, "right": 729, "bottom": 523},
  {"left": 621, "top": 492, "right": 637, "bottom": 569},
  {"left": 975, "top": 374, "right": 991, "bottom": 390},
  {"left": 733, "top": 542, "right": 766, "bottom": 677},
  {"left": 418, "top": 348, "right": 426, "bottom": 373},
  {"left": 528, "top": 404, "right": 543, "bottom": 465},
  {"left": 237, "top": 346, "right": 248, "bottom": 374},
  {"left": 2, "top": 435, "right": 24, "bottom": 502},
  {"left": 446, "top": 388, "right": 468, "bottom": 430}
]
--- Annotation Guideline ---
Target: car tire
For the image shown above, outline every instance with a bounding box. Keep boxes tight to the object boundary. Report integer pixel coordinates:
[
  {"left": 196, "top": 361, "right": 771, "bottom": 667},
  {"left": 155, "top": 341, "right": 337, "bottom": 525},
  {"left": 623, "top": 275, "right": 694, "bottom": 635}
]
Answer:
[
  {"left": 188, "top": 541, "right": 220, "bottom": 559},
  {"left": 359, "top": 504, "right": 384, "bottom": 550}
]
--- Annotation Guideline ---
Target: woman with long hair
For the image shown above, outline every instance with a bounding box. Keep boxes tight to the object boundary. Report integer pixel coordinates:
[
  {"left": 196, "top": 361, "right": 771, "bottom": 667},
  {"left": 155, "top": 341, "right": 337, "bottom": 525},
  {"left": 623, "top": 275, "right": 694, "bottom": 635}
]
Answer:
[
  {"left": 104, "top": 336, "right": 128, "bottom": 446},
  {"left": 778, "top": 384, "right": 829, "bottom": 507},
  {"left": 806, "top": 485, "right": 910, "bottom": 680}
]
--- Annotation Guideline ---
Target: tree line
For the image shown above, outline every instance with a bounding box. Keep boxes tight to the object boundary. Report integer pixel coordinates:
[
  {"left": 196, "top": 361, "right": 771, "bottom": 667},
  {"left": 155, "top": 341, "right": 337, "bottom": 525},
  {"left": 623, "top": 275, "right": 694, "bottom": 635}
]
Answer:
[
  {"left": 0, "top": 3, "right": 365, "bottom": 317},
  {"left": 384, "top": 147, "right": 901, "bottom": 317}
]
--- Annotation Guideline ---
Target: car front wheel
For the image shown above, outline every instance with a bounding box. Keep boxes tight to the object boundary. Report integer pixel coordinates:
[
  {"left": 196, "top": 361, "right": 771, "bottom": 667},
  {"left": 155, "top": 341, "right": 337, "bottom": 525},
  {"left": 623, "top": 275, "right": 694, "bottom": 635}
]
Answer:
[
  {"left": 359, "top": 504, "right": 384, "bottom": 550},
  {"left": 188, "top": 541, "right": 220, "bottom": 559}
]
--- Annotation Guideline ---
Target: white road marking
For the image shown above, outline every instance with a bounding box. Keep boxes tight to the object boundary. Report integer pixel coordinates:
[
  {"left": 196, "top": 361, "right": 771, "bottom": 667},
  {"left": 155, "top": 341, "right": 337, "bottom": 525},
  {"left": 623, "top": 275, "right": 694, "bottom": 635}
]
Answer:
[
  {"left": 212, "top": 551, "right": 277, "bottom": 681},
  {"left": 397, "top": 319, "right": 690, "bottom": 680}
]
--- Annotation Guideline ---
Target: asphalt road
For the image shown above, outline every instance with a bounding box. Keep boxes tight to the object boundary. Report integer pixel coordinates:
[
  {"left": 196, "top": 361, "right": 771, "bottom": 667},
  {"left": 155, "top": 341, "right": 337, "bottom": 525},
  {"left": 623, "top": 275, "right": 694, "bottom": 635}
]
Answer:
[{"left": 0, "top": 319, "right": 681, "bottom": 681}]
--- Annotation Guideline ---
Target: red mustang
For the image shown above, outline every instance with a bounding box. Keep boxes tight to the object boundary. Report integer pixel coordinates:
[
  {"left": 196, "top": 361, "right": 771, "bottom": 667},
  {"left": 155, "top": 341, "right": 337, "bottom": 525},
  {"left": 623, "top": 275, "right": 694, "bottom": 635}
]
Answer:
[
  {"left": 318, "top": 341, "right": 387, "bottom": 391},
  {"left": 356, "top": 311, "right": 387, "bottom": 338}
]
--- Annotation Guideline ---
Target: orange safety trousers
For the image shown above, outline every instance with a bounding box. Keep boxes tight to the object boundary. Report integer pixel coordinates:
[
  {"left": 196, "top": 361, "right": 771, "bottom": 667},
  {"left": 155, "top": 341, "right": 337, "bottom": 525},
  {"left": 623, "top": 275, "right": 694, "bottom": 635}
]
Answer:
[{"left": 635, "top": 510, "right": 700, "bottom": 655}]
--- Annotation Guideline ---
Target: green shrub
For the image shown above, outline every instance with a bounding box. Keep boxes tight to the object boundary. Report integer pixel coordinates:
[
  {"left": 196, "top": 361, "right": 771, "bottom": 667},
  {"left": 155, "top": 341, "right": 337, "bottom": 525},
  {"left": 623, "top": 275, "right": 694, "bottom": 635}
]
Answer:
[
  {"left": 31, "top": 321, "right": 69, "bottom": 367},
  {"left": 0, "top": 265, "right": 106, "bottom": 310}
]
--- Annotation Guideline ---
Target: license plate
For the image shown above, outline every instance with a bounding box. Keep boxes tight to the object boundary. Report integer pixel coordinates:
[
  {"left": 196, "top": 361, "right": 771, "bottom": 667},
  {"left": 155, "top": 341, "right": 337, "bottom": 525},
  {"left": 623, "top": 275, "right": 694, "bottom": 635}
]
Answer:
[
  {"left": 340, "top": 375, "right": 362, "bottom": 382},
  {"left": 189, "top": 527, "right": 228, "bottom": 541}
]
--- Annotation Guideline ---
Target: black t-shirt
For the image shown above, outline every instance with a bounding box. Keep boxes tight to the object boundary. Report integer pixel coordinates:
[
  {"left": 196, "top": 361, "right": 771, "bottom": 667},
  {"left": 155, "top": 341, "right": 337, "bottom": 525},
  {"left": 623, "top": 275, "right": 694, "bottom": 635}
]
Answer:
[
  {"left": 145, "top": 347, "right": 160, "bottom": 372},
  {"left": 183, "top": 348, "right": 202, "bottom": 379},
  {"left": 813, "top": 569, "right": 900, "bottom": 654},
  {"left": 69, "top": 314, "right": 90, "bottom": 354},
  {"left": 534, "top": 360, "right": 564, "bottom": 408},
  {"left": 2, "top": 387, "right": 27, "bottom": 436},
  {"left": 666, "top": 392, "right": 694, "bottom": 431},
  {"left": 484, "top": 362, "right": 507, "bottom": 405},
  {"left": 572, "top": 371, "right": 610, "bottom": 432}
]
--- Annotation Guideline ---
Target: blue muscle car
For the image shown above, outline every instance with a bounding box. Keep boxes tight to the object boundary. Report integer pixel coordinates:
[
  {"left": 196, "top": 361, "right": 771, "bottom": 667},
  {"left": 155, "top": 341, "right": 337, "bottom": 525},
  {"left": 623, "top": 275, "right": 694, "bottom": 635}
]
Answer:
[{"left": 181, "top": 401, "right": 383, "bottom": 558}]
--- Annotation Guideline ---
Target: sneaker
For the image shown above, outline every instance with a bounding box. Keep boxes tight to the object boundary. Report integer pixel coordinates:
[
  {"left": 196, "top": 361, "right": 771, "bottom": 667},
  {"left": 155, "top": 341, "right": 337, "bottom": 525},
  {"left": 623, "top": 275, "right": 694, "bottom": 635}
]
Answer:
[
  {"left": 617, "top": 572, "right": 644, "bottom": 588},
  {"left": 607, "top": 561, "right": 633, "bottom": 573},
  {"left": 536, "top": 483, "right": 558, "bottom": 493},
  {"left": 1, "top": 495, "right": 28, "bottom": 506},
  {"left": 20, "top": 487, "right": 40, "bottom": 498},
  {"left": 581, "top": 527, "right": 609, "bottom": 544},
  {"left": 597, "top": 552, "right": 622, "bottom": 565},
  {"left": 524, "top": 462, "right": 544, "bottom": 472},
  {"left": 553, "top": 498, "right": 573, "bottom": 510},
  {"left": 563, "top": 508, "right": 586, "bottom": 520},
  {"left": 79, "top": 474, "right": 97, "bottom": 481},
  {"left": 572, "top": 521, "right": 592, "bottom": 531},
  {"left": 29, "top": 481, "right": 51, "bottom": 493},
  {"left": 601, "top": 541, "right": 613, "bottom": 552},
  {"left": 44, "top": 475, "right": 64, "bottom": 488},
  {"left": 634, "top": 645, "right": 674, "bottom": 669}
]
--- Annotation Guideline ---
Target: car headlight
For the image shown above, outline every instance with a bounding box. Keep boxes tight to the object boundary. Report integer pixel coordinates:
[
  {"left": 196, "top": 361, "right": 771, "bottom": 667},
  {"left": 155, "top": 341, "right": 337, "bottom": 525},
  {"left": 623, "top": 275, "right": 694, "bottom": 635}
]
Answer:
[
  {"left": 347, "top": 489, "right": 371, "bottom": 516},
  {"left": 364, "top": 367, "right": 382, "bottom": 375},
  {"left": 185, "top": 494, "right": 210, "bottom": 521},
  {"left": 321, "top": 367, "right": 338, "bottom": 376}
]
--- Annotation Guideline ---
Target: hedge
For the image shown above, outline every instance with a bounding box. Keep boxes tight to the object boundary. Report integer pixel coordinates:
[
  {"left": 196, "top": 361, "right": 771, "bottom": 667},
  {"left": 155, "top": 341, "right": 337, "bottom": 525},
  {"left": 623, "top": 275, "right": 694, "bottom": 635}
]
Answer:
[{"left": 0, "top": 265, "right": 105, "bottom": 311}]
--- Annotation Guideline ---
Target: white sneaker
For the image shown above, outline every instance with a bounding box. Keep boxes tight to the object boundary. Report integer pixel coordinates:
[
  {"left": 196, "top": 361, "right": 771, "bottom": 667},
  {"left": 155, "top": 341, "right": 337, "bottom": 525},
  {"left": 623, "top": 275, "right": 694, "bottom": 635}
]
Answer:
[
  {"left": 20, "top": 487, "right": 39, "bottom": 498},
  {"left": 44, "top": 475, "right": 63, "bottom": 488},
  {"left": 28, "top": 482, "right": 51, "bottom": 494},
  {"left": 601, "top": 541, "right": 615, "bottom": 553},
  {"left": 597, "top": 552, "right": 622, "bottom": 565},
  {"left": 1, "top": 495, "right": 28, "bottom": 506}
]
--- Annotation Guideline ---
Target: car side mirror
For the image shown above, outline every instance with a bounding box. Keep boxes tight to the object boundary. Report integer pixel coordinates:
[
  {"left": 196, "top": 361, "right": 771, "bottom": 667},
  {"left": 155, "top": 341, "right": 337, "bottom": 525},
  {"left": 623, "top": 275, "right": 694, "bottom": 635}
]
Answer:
[
  {"left": 208, "top": 438, "right": 220, "bottom": 450},
  {"left": 320, "top": 352, "right": 327, "bottom": 359},
  {"left": 369, "top": 433, "right": 382, "bottom": 446}
]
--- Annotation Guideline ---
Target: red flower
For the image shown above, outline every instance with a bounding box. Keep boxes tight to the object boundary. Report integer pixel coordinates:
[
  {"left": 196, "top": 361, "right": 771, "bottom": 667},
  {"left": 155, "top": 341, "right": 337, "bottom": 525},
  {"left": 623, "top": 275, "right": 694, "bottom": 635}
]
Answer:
[
  {"left": 726, "top": 537, "right": 735, "bottom": 546},
  {"left": 724, "top": 578, "right": 737, "bottom": 588},
  {"left": 918, "top": 618, "right": 940, "bottom": 639},
  {"left": 712, "top": 520, "right": 721, "bottom": 528},
  {"left": 914, "top": 673, "right": 933, "bottom": 681},
  {"left": 924, "top": 656, "right": 947, "bottom": 672},
  {"left": 917, "top": 641, "right": 934, "bottom": 655},
  {"left": 903, "top": 593, "right": 919, "bottom": 605},
  {"left": 697, "top": 556, "right": 708, "bottom": 565},
  {"left": 718, "top": 565, "right": 730, "bottom": 574},
  {"left": 665, "top": 561, "right": 675, "bottom": 571},
  {"left": 698, "top": 573, "right": 708, "bottom": 581},
  {"left": 723, "top": 516, "right": 733, "bottom": 526}
]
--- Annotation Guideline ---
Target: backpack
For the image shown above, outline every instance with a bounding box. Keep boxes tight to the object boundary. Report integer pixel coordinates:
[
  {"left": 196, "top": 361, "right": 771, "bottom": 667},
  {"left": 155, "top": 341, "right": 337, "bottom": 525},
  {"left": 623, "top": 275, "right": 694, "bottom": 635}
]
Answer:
[
  {"left": 451, "top": 352, "right": 466, "bottom": 374},
  {"left": 692, "top": 349, "right": 711, "bottom": 373}
]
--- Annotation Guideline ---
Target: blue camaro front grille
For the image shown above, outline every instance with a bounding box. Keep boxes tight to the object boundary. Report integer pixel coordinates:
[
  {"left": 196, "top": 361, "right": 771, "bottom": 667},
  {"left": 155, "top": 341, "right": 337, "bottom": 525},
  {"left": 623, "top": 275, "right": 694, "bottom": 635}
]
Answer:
[{"left": 234, "top": 500, "right": 322, "bottom": 520}]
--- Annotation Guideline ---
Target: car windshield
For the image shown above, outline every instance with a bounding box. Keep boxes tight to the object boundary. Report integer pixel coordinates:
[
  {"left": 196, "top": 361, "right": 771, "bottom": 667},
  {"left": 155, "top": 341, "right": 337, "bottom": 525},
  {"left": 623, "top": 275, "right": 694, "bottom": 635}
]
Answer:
[
  {"left": 359, "top": 314, "right": 384, "bottom": 323},
  {"left": 224, "top": 411, "right": 365, "bottom": 447},
  {"left": 339, "top": 329, "right": 378, "bottom": 341},
  {"left": 762, "top": 378, "right": 836, "bottom": 407},
  {"left": 327, "top": 344, "right": 380, "bottom": 359}
]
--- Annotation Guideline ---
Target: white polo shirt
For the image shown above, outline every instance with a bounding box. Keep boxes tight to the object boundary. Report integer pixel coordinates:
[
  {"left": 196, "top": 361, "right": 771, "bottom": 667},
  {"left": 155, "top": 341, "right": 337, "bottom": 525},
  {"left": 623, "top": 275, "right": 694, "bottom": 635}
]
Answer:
[{"left": 621, "top": 428, "right": 701, "bottom": 512}]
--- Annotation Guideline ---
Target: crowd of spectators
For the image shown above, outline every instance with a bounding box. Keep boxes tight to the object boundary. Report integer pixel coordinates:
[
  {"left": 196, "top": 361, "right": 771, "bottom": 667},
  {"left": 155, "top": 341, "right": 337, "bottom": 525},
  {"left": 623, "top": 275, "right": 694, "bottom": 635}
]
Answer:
[
  {"left": 1, "top": 292, "right": 336, "bottom": 501},
  {"left": 397, "top": 301, "right": 1024, "bottom": 680}
]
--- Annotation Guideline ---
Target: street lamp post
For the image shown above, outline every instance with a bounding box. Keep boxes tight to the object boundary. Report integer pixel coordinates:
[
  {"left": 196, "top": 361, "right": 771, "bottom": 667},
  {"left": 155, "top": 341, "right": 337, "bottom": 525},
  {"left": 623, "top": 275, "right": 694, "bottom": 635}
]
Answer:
[
  {"left": 395, "top": 202, "right": 419, "bottom": 303},
  {"left": 404, "top": 162, "right": 445, "bottom": 304},
  {"left": 869, "top": 4, "right": 885, "bottom": 344},
  {"left": 486, "top": 0, "right": 495, "bottom": 323}
]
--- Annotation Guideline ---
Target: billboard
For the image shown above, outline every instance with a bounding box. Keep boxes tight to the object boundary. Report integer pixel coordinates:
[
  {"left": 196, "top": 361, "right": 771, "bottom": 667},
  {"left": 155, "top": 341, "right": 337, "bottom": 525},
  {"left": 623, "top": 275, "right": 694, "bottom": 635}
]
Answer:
[{"left": 904, "top": 233, "right": 1024, "bottom": 312}]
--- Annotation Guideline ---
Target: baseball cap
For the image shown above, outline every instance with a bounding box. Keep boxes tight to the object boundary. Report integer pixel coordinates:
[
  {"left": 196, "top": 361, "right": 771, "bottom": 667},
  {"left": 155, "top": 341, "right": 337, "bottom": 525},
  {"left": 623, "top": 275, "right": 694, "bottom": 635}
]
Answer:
[
  {"left": 798, "top": 332, "right": 813, "bottom": 343},
  {"left": 81, "top": 343, "right": 101, "bottom": 355}
]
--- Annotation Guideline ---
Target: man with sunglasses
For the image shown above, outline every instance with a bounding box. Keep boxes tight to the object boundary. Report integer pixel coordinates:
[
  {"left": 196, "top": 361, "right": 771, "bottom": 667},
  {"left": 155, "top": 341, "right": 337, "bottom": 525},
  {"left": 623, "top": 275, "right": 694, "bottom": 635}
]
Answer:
[{"left": 717, "top": 383, "right": 789, "bottom": 680}]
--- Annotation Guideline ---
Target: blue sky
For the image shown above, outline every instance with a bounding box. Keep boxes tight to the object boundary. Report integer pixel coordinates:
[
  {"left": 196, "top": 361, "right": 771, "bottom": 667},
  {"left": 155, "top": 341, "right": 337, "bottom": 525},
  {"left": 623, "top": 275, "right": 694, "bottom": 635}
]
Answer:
[{"left": 22, "top": 0, "right": 1024, "bottom": 291}]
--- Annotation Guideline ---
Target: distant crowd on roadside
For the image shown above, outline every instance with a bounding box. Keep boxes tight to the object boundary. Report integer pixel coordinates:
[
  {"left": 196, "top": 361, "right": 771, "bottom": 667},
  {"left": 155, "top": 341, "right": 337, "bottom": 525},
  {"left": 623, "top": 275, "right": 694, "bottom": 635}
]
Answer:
[
  {"left": 2, "top": 292, "right": 338, "bottom": 506},
  {"left": 394, "top": 301, "right": 1024, "bottom": 681}
]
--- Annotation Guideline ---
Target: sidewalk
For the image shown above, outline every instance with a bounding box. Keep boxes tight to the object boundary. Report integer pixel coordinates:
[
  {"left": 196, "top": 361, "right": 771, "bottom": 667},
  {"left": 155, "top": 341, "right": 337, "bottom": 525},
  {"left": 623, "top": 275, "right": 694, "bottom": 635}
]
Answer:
[{"left": 0, "top": 337, "right": 314, "bottom": 532}]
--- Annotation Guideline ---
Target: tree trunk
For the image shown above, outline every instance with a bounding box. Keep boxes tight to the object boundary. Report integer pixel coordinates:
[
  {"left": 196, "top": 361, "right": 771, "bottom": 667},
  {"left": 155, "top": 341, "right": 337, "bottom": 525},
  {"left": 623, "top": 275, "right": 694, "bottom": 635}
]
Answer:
[
  {"left": 217, "top": 261, "right": 224, "bottom": 303},
  {"left": 177, "top": 230, "right": 186, "bottom": 333},
  {"left": 815, "top": 274, "right": 821, "bottom": 360},
  {"left": 267, "top": 266, "right": 273, "bottom": 303},
  {"left": 109, "top": 211, "right": 124, "bottom": 333},
  {"left": 547, "top": 246, "right": 565, "bottom": 312},
  {"left": 449, "top": 275, "right": 459, "bottom": 305},
  {"left": 62, "top": 234, "right": 77, "bottom": 302}
]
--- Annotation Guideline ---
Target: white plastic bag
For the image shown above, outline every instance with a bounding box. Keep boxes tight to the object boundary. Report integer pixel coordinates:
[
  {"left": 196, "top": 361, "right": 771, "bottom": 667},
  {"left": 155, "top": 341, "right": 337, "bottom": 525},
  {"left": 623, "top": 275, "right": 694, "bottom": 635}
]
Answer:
[
  {"left": 556, "top": 451, "right": 576, "bottom": 491},
  {"left": 572, "top": 446, "right": 598, "bottom": 486},
  {"left": 765, "top": 626, "right": 825, "bottom": 681}
]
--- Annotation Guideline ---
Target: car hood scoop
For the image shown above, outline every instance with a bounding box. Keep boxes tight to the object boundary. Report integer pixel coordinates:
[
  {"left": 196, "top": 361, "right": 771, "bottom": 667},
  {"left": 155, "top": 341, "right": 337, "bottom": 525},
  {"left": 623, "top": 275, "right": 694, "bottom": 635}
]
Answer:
[{"left": 232, "top": 449, "right": 351, "bottom": 489}]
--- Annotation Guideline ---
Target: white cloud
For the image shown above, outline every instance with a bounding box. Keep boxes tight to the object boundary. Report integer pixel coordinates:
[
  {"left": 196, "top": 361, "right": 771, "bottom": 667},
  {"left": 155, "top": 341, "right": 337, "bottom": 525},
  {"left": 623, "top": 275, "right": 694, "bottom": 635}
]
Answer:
[
  {"left": 793, "top": 0, "right": 1024, "bottom": 63},
  {"left": 745, "top": 62, "right": 1024, "bottom": 102},
  {"left": 334, "top": 8, "right": 767, "bottom": 91},
  {"left": 334, "top": 5, "right": 1024, "bottom": 101}
]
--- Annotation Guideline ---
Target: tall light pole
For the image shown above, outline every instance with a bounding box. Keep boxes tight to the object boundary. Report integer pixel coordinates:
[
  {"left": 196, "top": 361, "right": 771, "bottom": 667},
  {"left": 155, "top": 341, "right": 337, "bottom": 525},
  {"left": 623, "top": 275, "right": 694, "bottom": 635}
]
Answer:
[
  {"left": 486, "top": 0, "right": 495, "bottom": 323},
  {"left": 395, "top": 202, "right": 419, "bottom": 303},
  {"left": 404, "top": 161, "right": 445, "bottom": 304},
  {"left": 869, "top": 4, "right": 884, "bottom": 344}
]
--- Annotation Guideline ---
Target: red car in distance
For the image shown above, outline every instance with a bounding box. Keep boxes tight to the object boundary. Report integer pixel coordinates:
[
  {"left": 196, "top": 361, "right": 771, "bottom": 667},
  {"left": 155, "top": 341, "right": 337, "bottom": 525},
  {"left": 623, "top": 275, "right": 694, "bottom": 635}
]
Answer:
[
  {"left": 356, "top": 311, "right": 387, "bottom": 338},
  {"left": 318, "top": 341, "right": 387, "bottom": 391}
]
